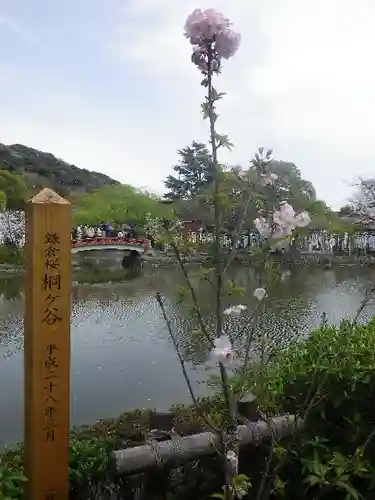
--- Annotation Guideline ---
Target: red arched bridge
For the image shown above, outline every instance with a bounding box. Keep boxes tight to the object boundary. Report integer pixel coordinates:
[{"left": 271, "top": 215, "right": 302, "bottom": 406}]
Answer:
[{"left": 71, "top": 237, "right": 149, "bottom": 255}]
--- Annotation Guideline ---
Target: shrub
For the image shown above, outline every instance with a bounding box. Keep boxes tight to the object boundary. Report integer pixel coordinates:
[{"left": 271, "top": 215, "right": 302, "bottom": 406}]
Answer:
[
  {"left": 240, "top": 319, "right": 375, "bottom": 499},
  {"left": 0, "top": 245, "right": 23, "bottom": 266}
]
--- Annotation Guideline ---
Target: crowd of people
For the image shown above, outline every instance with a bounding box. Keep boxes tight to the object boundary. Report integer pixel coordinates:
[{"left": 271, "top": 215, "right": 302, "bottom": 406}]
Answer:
[
  {"left": 71, "top": 222, "right": 375, "bottom": 257},
  {"left": 162, "top": 228, "right": 375, "bottom": 256},
  {"left": 2, "top": 209, "right": 375, "bottom": 257},
  {"left": 71, "top": 223, "right": 139, "bottom": 241}
]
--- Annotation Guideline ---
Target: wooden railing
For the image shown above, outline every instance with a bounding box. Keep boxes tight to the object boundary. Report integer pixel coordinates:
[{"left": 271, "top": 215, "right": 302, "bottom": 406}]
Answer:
[
  {"left": 113, "top": 394, "right": 303, "bottom": 475},
  {"left": 108, "top": 395, "right": 303, "bottom": 500},
  {"left": 115, "top": 415, "right": 302, "bottom": 475}
]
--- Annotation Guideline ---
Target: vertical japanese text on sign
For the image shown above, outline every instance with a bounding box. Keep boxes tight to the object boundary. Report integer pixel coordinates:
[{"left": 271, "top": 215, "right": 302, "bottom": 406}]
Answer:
[{"left": 42, "top": 233, "right": 61, "bottom": 443}]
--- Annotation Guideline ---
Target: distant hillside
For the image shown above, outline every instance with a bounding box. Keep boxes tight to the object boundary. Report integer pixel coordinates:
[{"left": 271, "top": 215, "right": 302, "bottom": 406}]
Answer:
[{"left": 0, "top": 142, "right": 119, "bottom": 198}]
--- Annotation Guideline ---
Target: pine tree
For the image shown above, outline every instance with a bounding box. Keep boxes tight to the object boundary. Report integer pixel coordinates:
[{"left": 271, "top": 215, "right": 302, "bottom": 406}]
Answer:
[{"left": 164, "top": 141, "right": 213, "bottom": 200}]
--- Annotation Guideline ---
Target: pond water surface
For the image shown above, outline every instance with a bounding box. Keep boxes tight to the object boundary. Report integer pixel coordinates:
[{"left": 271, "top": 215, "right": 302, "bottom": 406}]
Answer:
[{"left": 0, "top": 265, "right": 375, "bottom": 445}]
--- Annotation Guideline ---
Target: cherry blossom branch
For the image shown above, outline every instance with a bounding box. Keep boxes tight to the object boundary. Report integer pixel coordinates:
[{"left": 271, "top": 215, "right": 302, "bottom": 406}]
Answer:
[
  {"left": 207, "top": 46, "right": 224, "bottom": 342},
  {"left": 205, "top": 39, "right": 239, "bottom": 500},
  {"left": 239, "top": 314, "right": 258, "bottom": 380},
  {"left": 231, "top": 294, "right": 265, "bottom": 346},
  {"left": 155, "top": 292, "right": 219, "bottom": 433},
  {"left": 166, "top": 9, "right": 314, "bottom": 500},
  {"left": 169, "top": 239, "right": 214, "bottom": 347},
  {"left": 205, "top": 51, "right": 239, "bottom": 469},
  {"left": 223, "top": 189, "right": 253, "bottom": 273},
  {"left": 352, "top": 282, "right": 375, "bottom": 325}
]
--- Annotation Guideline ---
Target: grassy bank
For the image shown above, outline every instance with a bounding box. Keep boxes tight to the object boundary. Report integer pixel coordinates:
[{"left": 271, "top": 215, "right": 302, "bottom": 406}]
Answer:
[
  {"left": 73, "top": 266, "right": 142, "bottom": 284},
  {"left": 2, "top": 318, "right": 375, "bottom": 498},
  {"left": 0, "top": 245, "right": 23, "bottom": 266}
]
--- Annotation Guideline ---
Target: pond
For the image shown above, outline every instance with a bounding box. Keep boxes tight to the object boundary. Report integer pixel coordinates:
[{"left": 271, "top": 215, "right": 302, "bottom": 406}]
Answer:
[{"left": 0, "top": 265, "right": 375, "bottom": 446}]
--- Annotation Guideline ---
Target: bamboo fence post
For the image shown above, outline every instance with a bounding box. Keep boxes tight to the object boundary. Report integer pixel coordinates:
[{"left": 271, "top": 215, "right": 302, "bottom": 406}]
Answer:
[
  {"left": 115, "top": 415, "right": 304, "bottom": 475},
  {"left": 24, "top": 188, "right": 72, "bottom": 500}
]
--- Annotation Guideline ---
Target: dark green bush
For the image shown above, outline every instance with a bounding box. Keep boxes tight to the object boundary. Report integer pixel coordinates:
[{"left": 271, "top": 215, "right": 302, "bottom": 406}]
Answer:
[
  {"left": 0, "top": 439, "right": 116, "bottom": 500},
  {"left": 0, "top": 245, "right": 23, "bottom": 266},
  {"left": 0, "top": 405, "right": 219, "bottom": 500},
  {"left": 241, "top": 318, "right": 375, "bottom": 499}
]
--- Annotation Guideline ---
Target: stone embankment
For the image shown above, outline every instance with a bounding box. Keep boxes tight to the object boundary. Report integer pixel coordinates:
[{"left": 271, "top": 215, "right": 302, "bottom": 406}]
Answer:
[{"left": 0, "top": 250, "right": 374, "bottom": 278}]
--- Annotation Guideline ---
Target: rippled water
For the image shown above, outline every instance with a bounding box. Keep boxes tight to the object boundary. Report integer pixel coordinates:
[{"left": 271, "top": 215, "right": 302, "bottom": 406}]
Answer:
[{"left": 0, "top": 265, "right": 375, "bottom": 445}]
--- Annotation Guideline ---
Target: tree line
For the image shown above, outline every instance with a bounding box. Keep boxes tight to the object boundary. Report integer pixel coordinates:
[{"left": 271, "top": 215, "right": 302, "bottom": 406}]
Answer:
[{"left": 0, "top": 142, "right": 358, "bottom": 233}]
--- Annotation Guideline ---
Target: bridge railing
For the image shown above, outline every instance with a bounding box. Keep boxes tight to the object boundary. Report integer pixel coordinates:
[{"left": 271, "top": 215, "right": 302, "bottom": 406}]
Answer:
[{"left": 71, "top": 237, "right": 149, "bottom": 249}]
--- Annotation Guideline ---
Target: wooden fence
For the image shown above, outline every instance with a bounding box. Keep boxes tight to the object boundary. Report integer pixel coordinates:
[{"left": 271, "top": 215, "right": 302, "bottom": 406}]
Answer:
[{"left": 114, "top": 411, "right": 303, "bottom": 476}]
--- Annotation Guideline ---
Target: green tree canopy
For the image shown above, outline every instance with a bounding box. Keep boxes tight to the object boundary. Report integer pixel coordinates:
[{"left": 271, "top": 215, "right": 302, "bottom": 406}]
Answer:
[
  {"left": 170, "top": 150, "right": 319, "bottom": 230},
  {"left": 0, "top": 170, "right": 28, "bottom": 209},
  {"left": 165, "top": 144, "right": 345, "bottom": 234},
  {"left": 164, "top": 141, "right": 213, "bottom": 200},
  {"left": 73, "top": 185, "right": 167, "bottom": 226},
  {"left": 306, "top": 200, "right": 354, "bottom": 233},
  {"left": 339, "top": 205, "right": 354, "bottom": 216},
  {"left": 245, "top": 159, "right": 316, "bottom": 213}
]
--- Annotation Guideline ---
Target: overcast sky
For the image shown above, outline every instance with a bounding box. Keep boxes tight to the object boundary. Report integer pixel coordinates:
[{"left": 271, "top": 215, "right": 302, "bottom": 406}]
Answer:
[{"left": 0, "top": 0, "right": 374, "bottom": 209}]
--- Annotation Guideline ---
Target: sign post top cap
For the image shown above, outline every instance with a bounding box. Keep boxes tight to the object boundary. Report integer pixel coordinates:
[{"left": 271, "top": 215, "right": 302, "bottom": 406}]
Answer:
[{"left": 29, "top": 188, "right": 70, "bottom": 205}]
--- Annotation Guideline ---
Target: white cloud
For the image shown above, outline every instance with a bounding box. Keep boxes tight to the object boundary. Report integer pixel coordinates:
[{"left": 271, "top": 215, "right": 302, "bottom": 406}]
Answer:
[
  {"left": 1, "top": 0, "right": 375, "bottom": 209},
  {"left": 111, "top": 0, "right": 375, "bottom": 209}
]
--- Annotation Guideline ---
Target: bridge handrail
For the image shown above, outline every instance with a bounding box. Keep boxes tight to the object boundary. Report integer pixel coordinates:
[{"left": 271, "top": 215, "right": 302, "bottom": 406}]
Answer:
[{"left": 71, "top": 237, "right": 149, "bottom": 248}]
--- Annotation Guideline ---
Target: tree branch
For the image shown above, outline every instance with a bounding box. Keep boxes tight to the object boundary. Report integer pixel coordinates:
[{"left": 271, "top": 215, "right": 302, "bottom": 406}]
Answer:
[
  {"left": 155, "top": 292, "right": 219, "bottom": 433},
  {"left": 170, "top": 240, "right": 214, "bottom": 346}
]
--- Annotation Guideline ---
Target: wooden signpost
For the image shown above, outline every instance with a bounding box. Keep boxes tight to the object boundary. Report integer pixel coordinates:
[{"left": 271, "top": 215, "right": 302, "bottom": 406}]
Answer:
[{"left": 24, "top": 188, "right": 72, "bottom": 500}]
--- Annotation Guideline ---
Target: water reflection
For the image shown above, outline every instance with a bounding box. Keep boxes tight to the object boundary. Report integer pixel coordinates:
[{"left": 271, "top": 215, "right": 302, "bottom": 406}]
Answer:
[{"left": 0, "top": 266, "right": 374, "bottom": 445}]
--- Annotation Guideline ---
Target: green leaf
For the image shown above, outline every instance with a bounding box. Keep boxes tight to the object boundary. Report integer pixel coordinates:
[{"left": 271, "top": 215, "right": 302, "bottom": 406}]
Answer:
[
  {"left": 235, "top": 474, "right": 250, "bottom": 482},
  {"left": 336, "top": 481, "right": 361, "bottom": 500},
  {"left": 215, "top": 133, "right": 234, "bottom": 150},
  {"left": 303, "top": 474, "right": 326, "bottom": 489},
  {"left": 201, "top": 102, "right": 210, "bottom": 120},
  {"left": 274, "top": 446, "right": 286, "bottom": 459},
  {"left": 275, "top": 476, "right": 286, "bottom": 496}
]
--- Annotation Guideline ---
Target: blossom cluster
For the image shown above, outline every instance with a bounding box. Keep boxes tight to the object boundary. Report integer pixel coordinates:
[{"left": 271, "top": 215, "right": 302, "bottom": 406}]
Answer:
[
  {"left": 184, "top": 8, "right": 241, "bottom": 72},
  {"left": 210, "top": 200, "right": 310, "bottom": 368},
  {"left": 212, "top": 288, "right": 267, "bottom": 367},
  {"left": 238, "top": 169, "right": 278, "bottom": 187},
  {"left": 255, "top": 201, "right": 311, "bottom": 243}
]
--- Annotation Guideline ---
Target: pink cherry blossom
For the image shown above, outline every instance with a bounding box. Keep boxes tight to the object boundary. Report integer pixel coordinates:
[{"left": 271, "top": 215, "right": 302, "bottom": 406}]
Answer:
[
  {"left": 272, "top": 209, "right": 282, "bottom": 226},
  {"left": 191, "top": 46, "right": 209, "bottom": 72},
  {"left": 281, "top": 270, "right": 292, "bottom": 281},
  {"left": 184, "top": 8, "right": 230, "bottom": 44},
  {"left": 294, "top": 211, "right": 311, "bottom": 227},
  {"left": 254, "top": 216, "right": 272, "bottom": 238},
  {"left": 260, "top": 172, "right": 278, "bottom": 186},
  {"left": 226, "top": 450, "right": 239, "bottom": 472},
  {"left": 279, "top": 201, "right": 296, "bottom": 225},
  {"left": 237, "top": 168, "right": 248, "bottom": 180},
  {"left": 211, "top": 335, "right": 234, "bottom": 366},
  {"left": 184, "top": 8, "right": 240, "bottom": 71},
  {"left": 253, "top": 288, "right": 267, "bottom": 301},
  {"left": 216, "top": 29, "right": 241, "bottom": 59},
  {"left": 271, "top": 222, "right": 294, "bottom": 240},
  {"left": 223, "top": 304, "right": 247, "bottom": 316},
  {"left": 255, "top": 202, "right": 310, "bottom": 245}
]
